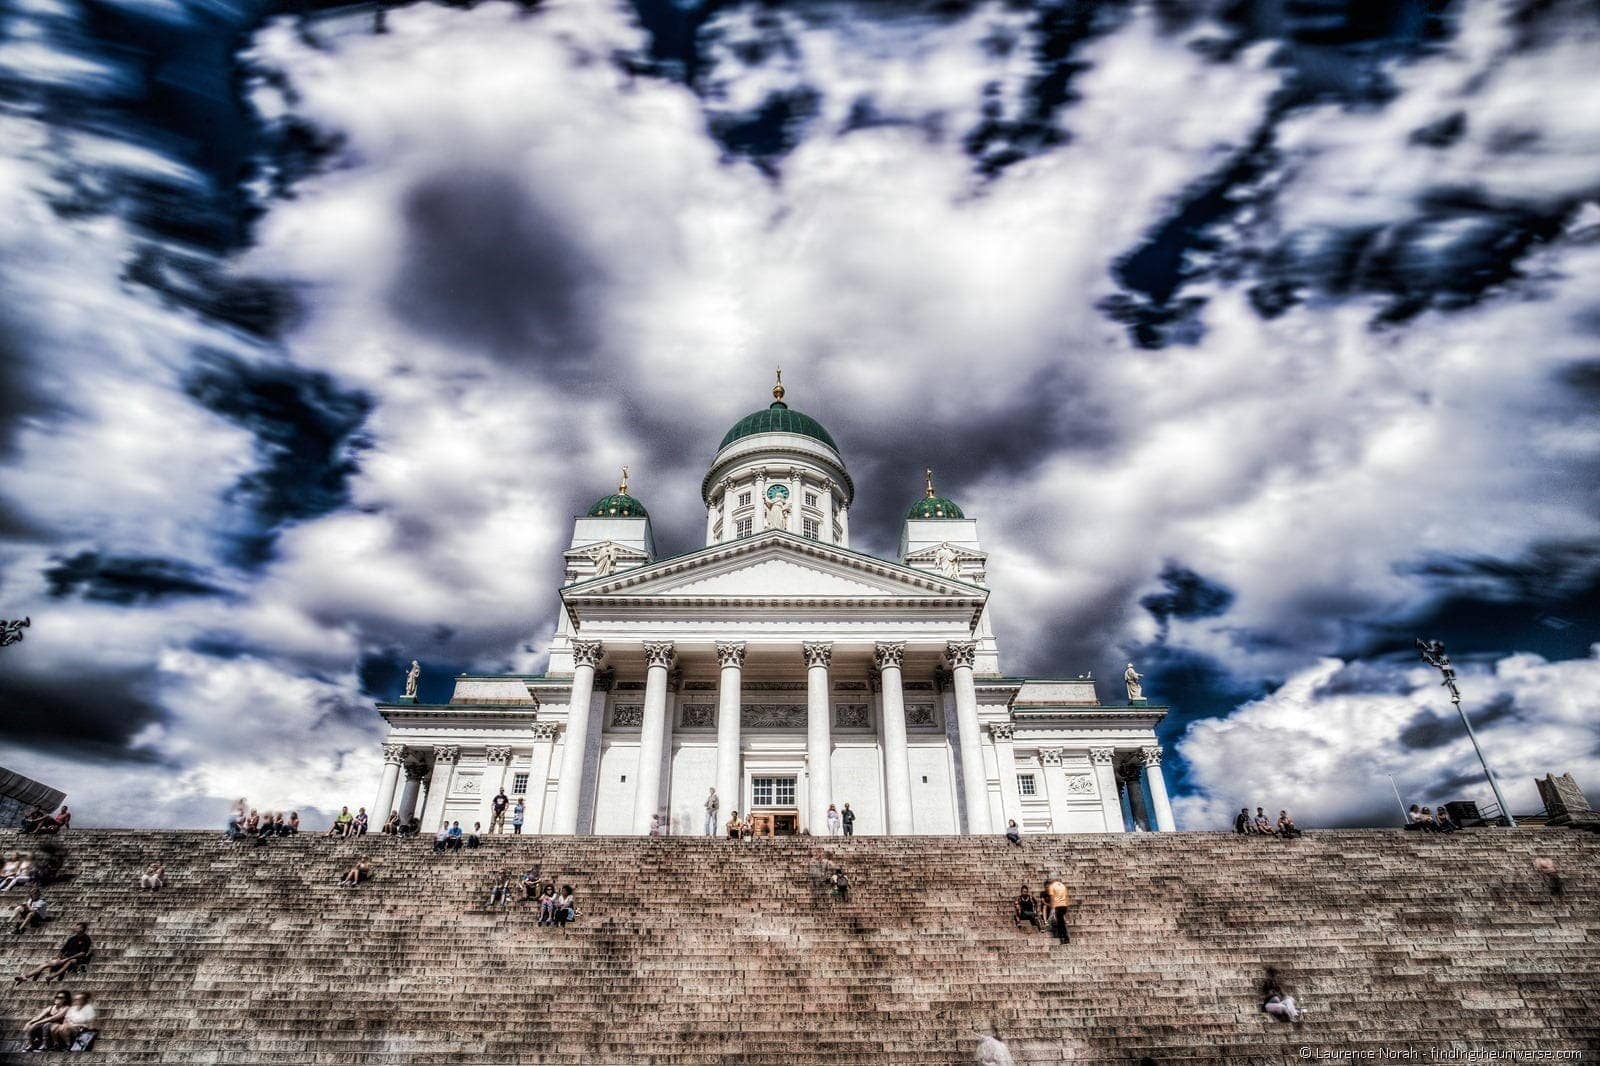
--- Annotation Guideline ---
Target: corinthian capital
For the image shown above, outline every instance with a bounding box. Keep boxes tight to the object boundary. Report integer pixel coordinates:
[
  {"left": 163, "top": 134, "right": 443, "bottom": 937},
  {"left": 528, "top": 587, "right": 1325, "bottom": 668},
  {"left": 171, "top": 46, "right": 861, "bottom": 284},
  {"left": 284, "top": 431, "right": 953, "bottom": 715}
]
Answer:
[
  {"left": 872, "top": 641, "right": 905, "bottom": 670},
  {"left": 802, "top": 642, "right": 834, "bottom": 668},
  {"left": 715, "top": 641, "right": 747, "bottom": 669},
  {"left": 571, "top": 639, "right": 605, "bottom": 668},
  {"left": 988, "top": 722, "right": 1014, "bottom": 742},
  {"left": 1039, "top": 747, "right": 1064, "bottom": 766},
  {"left": 1140, "top": 745, "right": 1164, "bottom": 767},
  {"left": 643, "top": 641, "right": 676, "bottom": 669},
  {"left": 433, "top": 746, "right": 460, "bottom": 764},
  {"left": 1088, "top": 747, "right": 1115, "bottom": 766},
  {"left": 531, "top": 721, "right": 559, "bottom": 741},
  {"left": 945, "top": 640, "right": 977, "bottom": 669},
  {"left": 381, "top": 743, "right": 407, "bottom": 765},
  {"left": 485, "top": 746, "right": 513, "bottom": 764}
]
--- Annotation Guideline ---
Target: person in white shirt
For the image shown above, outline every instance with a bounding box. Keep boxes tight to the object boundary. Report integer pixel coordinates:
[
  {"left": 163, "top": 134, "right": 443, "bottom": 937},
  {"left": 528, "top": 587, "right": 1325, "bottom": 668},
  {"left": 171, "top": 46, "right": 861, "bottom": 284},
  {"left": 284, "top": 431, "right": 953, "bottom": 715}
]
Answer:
[
  {"left": 9, "top": 889, "right": 48, "bottom": 933},
  {"left": 825, "top": 805, "right": 841, "bottom": 836},
  {"left": 50, "top": 991, "right": 96, "bottom": 1050},
  {"left": 703, "top": 788, "right": 719, "bottom": 837},
  {"left": 139, "top": 863, "right": 166, "bottom": 891}
]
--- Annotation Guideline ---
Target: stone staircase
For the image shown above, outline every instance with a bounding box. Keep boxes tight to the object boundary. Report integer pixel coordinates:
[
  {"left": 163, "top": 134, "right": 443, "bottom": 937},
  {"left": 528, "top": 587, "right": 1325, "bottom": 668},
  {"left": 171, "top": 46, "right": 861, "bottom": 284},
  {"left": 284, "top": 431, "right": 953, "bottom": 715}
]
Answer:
[{"left": 0, "top": 828, "right": 1595, "bottom": 1063}]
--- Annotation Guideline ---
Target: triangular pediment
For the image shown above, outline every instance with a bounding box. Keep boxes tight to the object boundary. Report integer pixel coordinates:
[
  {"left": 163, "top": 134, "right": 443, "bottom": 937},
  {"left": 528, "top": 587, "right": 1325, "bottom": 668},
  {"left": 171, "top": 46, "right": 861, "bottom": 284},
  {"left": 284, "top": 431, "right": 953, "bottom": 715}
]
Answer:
[{"left": 563, "top": 532, "right": 985, "bottom": 603}]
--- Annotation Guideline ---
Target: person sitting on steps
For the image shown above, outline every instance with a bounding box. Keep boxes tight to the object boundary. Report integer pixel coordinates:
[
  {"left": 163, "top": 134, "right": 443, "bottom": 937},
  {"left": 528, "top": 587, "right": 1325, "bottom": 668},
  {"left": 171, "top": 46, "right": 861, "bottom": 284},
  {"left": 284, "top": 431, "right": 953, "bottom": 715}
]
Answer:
[
  {"left": 328, "top": 806, "right": 354, "bottom": 838},
  {"left": 432, "top": 824, "right": 451, "bottom": 853},
  {"left": 49, "top": 990, "right": 96, "bottom": 1051},
  {"left": 353, "top": 807, "right": 370, "bottom": 836},
  {"left": 33, "top": 806, "right": 69, "bottom": 836},
  {"left": 486, "top": 870, "right": 512, "bottom": 909},
  {"left": 518, "top": 865, "right": 542, "bottom": 902},
  {"left": 10, "top": 888, "right": 48, "bottom": 933},
  {"left": 15, "top": 921, "right": 92, "bottom": 982},
  {"left": 466, "top": 822, "right": 483, "bottom": 848},
  {"left": 1276, "top": 811, "right": 1303, "bottom": 839},
  {"left": 1427, "top": 807, "right": 1456, "bottom": 833},
  {"left": 1005, "top": 820, "right": 1022, "bottom": 847},
  {"left": 1253, "top": 807, "right": 1276, "bottom": 835},
  {"left": 1044, "top": 878, "right": 1073, "bottom": 945},
  {"left": 1406, "top": 804, "right": 1434, "bottom": 832},
  {"left": 725, "top": 811, "right": 742, "bottom": 839},
  {"left": 1234, "top": 807, "right": 1252, "bottom": 834},
  {"left": 1261, "top": 967, "right": 1305, "bottom": 1024},
  {"left": 552, "top": 885, "right": 577, "bottom": 929},
  {"left": 538, "top": 884, "right": 557, "bottom": 925},
  {"left": 22, "top": 989, "right": 70, "bottom": 1051},
  {"left": 0, "top": 856, "right": 36, "bottom": 892},
  {"left": 381, "top": 810, "right": 399, "bottom": 835},
  {"left": 1014, "top": 883, "right": 1043, "bottom": 931},
  {"left": 338, "top": 858, "right": 373, "bottom": 888},
  {"left": 19, "top": 808, "right": 48, "bottom": 835},
  {"left": 139, "top": 863, "right": 166, "bottom": 891},
  {"left": 446, "top": 821, "right": 465, "bottom": 851}
]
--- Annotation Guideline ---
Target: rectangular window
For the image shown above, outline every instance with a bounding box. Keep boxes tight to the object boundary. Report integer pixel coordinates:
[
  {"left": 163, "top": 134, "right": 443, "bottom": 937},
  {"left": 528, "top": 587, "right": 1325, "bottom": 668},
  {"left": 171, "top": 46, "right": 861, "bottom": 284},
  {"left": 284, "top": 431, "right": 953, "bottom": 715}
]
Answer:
[
  {"left": 512, "top": 772, "right": 529, "bottom": 795},
  {"left": 736, "top": 517, "right": 753, "bottom": 538},
  {"left": 751, "top": 776, "right": 797, "bottom": 807},
  {"left": 1017, "top": 774, "right": 1037, "bottom": 797},
  {"left": 802, "top": 516, "right": 820, "bottom": 539},
  {"left": 737, "top": 491, "right": 752, "bottom": 508},
  {"left": 804, "top": 492, "right": 818, "bottom": 507}
]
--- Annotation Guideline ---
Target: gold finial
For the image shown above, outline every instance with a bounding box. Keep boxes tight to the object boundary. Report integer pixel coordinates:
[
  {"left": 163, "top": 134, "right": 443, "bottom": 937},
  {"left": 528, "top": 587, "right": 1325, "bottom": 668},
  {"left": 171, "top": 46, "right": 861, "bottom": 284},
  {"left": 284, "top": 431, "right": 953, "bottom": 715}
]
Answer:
[
  {"left": 925, "top": 467, "right": 937, "bottom": 499},
  {"left": 772, "top": 367, "right": 785, "bottom": 403},
  {"left": 618, "top": 465, "right": 630, "bottom": 495}
]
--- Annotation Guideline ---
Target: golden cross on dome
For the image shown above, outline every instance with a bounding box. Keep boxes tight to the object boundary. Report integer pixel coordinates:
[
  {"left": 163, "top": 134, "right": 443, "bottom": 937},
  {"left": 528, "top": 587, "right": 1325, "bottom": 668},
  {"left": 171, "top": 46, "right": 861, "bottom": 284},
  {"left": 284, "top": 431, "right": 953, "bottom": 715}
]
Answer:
[
  {"left": 925, "top": 467, "right": 937, "bottom": 498},
  {"left": 619, "top": 466, "right": 630, "bottom": 494},
  {"left": 772, "top": 367, "right": 785, "bottom": 402}
]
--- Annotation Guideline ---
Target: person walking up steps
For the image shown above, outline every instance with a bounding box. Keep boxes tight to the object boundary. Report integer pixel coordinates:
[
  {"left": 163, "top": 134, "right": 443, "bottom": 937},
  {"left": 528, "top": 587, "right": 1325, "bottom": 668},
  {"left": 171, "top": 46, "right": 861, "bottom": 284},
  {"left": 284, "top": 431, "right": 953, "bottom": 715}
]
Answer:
[{"left": 1044, "top": 878, "right": 1073, "bottom": 945}]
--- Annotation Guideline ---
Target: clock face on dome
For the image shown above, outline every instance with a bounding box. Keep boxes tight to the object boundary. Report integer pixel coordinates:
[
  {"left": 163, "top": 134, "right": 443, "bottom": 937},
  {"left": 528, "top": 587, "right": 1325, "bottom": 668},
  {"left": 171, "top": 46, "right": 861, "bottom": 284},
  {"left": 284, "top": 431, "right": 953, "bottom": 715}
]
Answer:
[{"left": 765, "top": 484, "right": 790, "bottom": 502}]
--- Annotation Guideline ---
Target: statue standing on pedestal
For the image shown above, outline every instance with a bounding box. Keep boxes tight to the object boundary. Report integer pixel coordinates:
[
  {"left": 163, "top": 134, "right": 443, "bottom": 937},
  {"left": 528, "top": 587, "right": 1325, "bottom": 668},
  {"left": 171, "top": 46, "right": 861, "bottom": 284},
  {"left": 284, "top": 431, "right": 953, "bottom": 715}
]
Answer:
[
  {"left": 933, "top": 544, "right": 960, "bottom": 579},
  {"left": 1124, "top": 663, "right": 1145, "bottom": 701},
  {"left": 594, "top": 541, "right": 619, "bottom": 577},
  {"left": 765, "top": 495, "right": 790, "bottom": 532},
  {"left": 404, "top": 660, "right": 421, "bottom": 699}
]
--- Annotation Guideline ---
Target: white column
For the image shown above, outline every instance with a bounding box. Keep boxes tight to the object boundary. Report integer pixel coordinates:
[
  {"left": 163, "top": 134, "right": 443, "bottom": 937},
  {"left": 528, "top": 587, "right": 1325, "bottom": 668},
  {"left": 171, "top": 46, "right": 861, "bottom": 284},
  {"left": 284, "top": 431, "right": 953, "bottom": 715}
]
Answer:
[
  {"left": 631, "top": 641, "right": 675, "bottom": 834},
  {"left": 523, "top": 723, "right": 558, "bottom": 833},
  {"left": 803, "top": 642, "right": 833, "bottom": 832},
  {"left": 1090, "top": 747, "right": 1122, "bottom": 833},
  {"left": 946, "top": 641, "right": 991, "bottom": 835},
  {"left": 1039, "top": 748, "right": 1067, "bottom": 832},
  {"left": 550, "top": 639, "right": 604, "bottom": 834},
  {"left": 875, "top": 641, "right": 914, "bottom": 835},
  {"left": 1142, "top": 746, "right": 1176, "bottom": 831},
  {"left": 990, "top": 724, "right": 1022, "bottom": 830},
  {"left": 373, "top": 743, "right": 405, "bottom": 825},
  {"left": 714, "top": 642, "right": 745, "bottom": 831},
  {"left": 397, "top": 763, "right": 425, "bottom": 826},
  {"left": 478, "top": 747, "right": 511, "bottom": 833},
  {"left": 419, "top": 746, "right": 459, "bottom": 831}
]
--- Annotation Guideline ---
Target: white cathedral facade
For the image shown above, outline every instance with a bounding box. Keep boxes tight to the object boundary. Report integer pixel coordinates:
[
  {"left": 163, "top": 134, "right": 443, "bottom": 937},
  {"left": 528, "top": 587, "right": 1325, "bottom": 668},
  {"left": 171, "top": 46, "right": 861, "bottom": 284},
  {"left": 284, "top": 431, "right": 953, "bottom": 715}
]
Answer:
[{"left": 371, "top": 378, "right": 1176, "bottom": 837}]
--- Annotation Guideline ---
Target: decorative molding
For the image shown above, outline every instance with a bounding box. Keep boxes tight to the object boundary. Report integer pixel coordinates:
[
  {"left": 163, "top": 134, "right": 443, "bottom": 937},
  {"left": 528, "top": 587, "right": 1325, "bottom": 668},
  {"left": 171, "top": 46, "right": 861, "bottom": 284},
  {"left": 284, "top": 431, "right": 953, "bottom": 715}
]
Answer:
[
  {"left": 484, "top": 746, "right": 513, "bottom": 764},
  {"left": 834, "top": 703, "right": 870, "bottom": 728},
  {"left": 681, "top": 703, "right": 716, "bottom": 729},
  {"left": 946, "top": 640, "right": 978, "bottom": 669},
  {"left": 802, "top": 641, "right": 834, "bottom": 668},
  {"left": 1140, "top": 745, "right": 1164, "bottom": 767},
  {"left": 381, "top": 743, "right": 407, "bottom": 765},
  {"left": 745, "top": 681, "right": 807, "bottom": 692},
  {"left": 744, "top": 703, "right": 807, "bottom": 728},
  {"left": 684, "top": 680, "right": 718, "bottom": 691},
  {"left": 905, "top": 702, "right": 937, "bottom": 728},
  {"left": 873, "top": 641, "right": 905, "bottom": 670},
  {"left": 988, "top": 723, "right": 1014, "bottom": 742},
  {"left": 572, "top": 639, "right": 605, "bottom": 668},
  {"left": 1039, "top": 748, "right": 1065, "bottom": 766},
  {"left": 611, "top": 704, "right": 644, "bottom": 728},
  {"left": 531, "top": 722, "right": 559, "bottom": 741},
  {"left": 615, "top": 681, "right": 646, "bottom": 692},
  {"left": 433, "top": 746, "right": 460, "bottom": 763},
  {"left": 643, "top": 640, "right": 676, "bottom": 669},
  {"left": 715, "top": 641, "right": 747, "bottom": 669},
  {"left": 833, "top": 680, "right": 868, "bottom": 692},
  {"left": 1088, "top": 747, "right": 1116, "bottom": 766}
]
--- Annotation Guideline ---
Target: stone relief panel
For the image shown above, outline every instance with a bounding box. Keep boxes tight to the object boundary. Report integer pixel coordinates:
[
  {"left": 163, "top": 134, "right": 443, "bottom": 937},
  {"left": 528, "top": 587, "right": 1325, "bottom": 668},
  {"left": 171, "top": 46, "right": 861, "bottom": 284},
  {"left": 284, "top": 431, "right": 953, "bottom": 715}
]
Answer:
[
  {"left": 743, "top": 703, "right": 807, "bottom": 728},
  {"left": 680, "top": 703, "right": 716, "bottom": 729},
  {"left": 832, "top": 680, "right": 869, "bottom": 692},
  {"left": 610, "top": 703, "right": 643, "bottom": 728},
  {"left": 905, "top": 702, "right": 937, "bottom": 728},
  {"left": 683, "top": 680, "right": 718, "bottom": 692},
  {"left": 834, "top": 703, "right": 871, "bottom": 729},
  {"left": 456, "top": 774, "right": 482, "bottom": 797},
  {"left": 1064, "top": 776, "right": 1096, "bottom": 795}
]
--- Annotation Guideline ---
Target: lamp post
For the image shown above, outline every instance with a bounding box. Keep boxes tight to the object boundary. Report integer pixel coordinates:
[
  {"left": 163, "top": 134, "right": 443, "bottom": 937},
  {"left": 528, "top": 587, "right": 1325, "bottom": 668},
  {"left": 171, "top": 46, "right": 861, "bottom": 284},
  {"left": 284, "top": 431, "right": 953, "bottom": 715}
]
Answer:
[{"left": 1416, "top": 639, "right": 1516, "bottom": 827}]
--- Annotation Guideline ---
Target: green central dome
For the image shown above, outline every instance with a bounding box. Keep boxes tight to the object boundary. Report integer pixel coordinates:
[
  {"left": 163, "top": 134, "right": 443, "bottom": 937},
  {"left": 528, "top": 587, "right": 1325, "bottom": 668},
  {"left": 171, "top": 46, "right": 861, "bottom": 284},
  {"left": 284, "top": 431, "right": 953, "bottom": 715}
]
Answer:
[
  {"left": 906, "top": 495, "right": 964, "bottom": 520},
  {"left": 719, "top": 401, "right": 839, "bottom": 453}
]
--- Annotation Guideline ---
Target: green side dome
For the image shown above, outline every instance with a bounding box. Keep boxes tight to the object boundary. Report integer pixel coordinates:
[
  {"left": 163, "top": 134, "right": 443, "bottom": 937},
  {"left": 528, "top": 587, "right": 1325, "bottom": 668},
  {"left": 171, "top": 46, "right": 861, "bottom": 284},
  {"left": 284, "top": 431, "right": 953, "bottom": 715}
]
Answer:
[
  {"left": 719, "top": 401, "right": 839, "bottom": 453},
  {"left": 587, "top": 492, "right": 648, "bottom": 518},
  {"left": 906, "top": 495, "right": 964, "bottom": 520}
]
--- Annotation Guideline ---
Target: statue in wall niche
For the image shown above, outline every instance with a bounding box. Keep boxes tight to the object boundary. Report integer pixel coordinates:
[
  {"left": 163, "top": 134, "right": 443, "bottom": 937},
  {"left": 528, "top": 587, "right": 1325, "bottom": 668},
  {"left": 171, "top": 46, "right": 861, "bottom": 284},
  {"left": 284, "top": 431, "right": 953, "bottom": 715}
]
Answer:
[
  {"left": 593, "top": 541, "right": 619, "bottom": 577},
  {"left": 1124, "top": 663, "right": 1145, "bottom": 701},
  {"left": 934, "top": 544, "right": 960, "bottom": 579},
  {"left": 404, "top": 659, "right": 421, "bottom": 699},
  {"left": 764, "top": 493, "right": 791, "bottom": 532}
]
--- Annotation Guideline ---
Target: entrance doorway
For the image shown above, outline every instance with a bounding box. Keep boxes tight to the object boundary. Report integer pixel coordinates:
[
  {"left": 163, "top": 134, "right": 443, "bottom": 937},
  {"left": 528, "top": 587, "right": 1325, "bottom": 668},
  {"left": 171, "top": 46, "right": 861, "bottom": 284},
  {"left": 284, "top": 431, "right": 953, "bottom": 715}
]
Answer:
[{"left": 750, "top": 775, "right": 800, "bottom": 837}]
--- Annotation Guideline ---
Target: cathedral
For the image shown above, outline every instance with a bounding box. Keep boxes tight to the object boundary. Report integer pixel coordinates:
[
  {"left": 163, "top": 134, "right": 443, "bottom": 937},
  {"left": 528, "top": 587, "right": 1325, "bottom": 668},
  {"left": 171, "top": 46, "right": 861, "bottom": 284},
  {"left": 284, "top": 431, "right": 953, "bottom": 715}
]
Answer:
[{"left": 371, "top": 376, "right": 1175, "bottom": 837}]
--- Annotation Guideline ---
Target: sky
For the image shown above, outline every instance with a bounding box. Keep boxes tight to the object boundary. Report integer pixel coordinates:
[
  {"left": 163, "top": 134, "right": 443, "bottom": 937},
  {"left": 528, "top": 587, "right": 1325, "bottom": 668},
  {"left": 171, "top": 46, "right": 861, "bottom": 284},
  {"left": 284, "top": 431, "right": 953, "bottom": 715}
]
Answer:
[{"left": 0, "top": 0, "right": 1597, "bottom": 831}]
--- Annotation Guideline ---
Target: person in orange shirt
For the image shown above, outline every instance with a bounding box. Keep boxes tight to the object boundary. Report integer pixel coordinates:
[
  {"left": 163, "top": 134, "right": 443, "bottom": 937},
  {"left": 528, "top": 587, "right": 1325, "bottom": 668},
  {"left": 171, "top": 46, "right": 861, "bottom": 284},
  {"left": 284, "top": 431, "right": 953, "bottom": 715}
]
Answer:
[{"left": 1044, "top": 878, "right": 1073, "bottom": 944}]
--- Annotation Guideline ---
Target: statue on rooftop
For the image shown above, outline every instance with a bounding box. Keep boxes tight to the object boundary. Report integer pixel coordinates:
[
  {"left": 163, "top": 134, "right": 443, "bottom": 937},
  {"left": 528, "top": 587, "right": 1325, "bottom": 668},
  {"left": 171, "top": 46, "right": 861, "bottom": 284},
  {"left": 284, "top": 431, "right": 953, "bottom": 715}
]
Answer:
[
  {"left": 404, "top": 659, "right": 421, "bottom": 699},
  {"left": 594, "top": 541, "right": 619, "bottom": 577},
  {"left": 933, "top": 544, "right": 960, "bottom": 579},
  {"left": 1124, "top": 663, "right": 1145, "bottom": 702}
]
